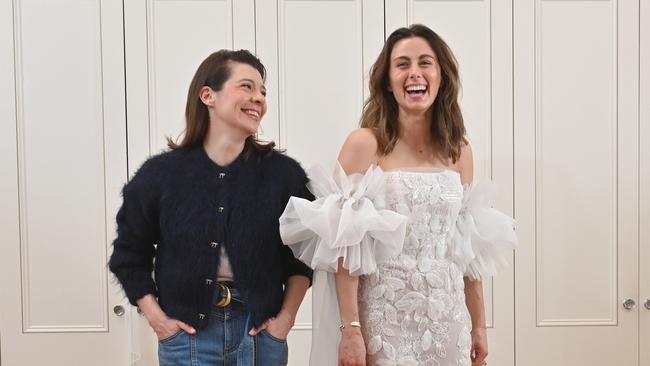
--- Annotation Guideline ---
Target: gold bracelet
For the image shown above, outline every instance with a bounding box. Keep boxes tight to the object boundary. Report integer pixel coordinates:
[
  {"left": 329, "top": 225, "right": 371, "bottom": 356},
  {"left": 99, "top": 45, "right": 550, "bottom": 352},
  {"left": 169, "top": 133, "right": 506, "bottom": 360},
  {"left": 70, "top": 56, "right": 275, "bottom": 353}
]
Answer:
[{"left": 339, "top": 321, "right": 362, "bottom": 331}]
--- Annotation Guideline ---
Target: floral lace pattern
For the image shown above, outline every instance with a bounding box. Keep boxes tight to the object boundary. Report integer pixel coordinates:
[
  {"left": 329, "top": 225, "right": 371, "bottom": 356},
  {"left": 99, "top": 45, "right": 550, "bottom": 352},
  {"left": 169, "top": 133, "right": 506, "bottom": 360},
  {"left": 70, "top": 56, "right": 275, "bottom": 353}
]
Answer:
[{"left": 359, "top": 170, "right": 472, "bottom": 366}]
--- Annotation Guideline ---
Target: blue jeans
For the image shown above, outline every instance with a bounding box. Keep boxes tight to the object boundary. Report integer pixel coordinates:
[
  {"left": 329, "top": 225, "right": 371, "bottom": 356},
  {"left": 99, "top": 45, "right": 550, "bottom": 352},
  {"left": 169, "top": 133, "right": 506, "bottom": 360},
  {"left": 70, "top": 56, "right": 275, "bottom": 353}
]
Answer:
[{"left": 158, "top": 299, "right": 288, "bottom": 366}]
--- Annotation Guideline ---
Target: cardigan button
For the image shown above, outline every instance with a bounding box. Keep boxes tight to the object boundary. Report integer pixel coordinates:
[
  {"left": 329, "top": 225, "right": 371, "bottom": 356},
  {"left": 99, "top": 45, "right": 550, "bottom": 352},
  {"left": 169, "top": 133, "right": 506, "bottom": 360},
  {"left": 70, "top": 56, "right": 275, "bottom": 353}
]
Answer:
[
  {"left": 218, "top": 206, "right": 225, "bottom": 213},
  {"left": 218, "top": 172, "right": 226, "bottom": 179},
  {"left": 205, "top": 279, "right": 213, "bottom": 285},
  {"left": 198, "top": 313, "right": 205, "bottom": 320},
  {"left": 210, "top": 241, "right": 219, "bottom": 248}
]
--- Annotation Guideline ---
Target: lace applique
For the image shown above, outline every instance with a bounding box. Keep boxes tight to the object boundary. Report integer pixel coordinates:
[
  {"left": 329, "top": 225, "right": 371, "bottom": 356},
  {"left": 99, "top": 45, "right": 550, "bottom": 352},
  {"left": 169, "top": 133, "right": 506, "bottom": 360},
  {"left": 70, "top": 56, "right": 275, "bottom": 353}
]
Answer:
[{"left": 360, "top": 171, "right": 471, "bottom": 365}]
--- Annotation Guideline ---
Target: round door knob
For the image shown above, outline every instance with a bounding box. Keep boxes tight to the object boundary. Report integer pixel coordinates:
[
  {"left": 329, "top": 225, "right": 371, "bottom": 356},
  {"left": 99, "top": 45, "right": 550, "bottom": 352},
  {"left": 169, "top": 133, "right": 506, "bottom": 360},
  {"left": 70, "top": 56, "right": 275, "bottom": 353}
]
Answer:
[
  {"left": 644, "top": 299, "right": 650, "bottom": 310},
  {"left": 113, "top": 305, "right": 126, "bottom": 316},
  {"left": 622, "top": 299, "right": 636, "bottom": 310}
]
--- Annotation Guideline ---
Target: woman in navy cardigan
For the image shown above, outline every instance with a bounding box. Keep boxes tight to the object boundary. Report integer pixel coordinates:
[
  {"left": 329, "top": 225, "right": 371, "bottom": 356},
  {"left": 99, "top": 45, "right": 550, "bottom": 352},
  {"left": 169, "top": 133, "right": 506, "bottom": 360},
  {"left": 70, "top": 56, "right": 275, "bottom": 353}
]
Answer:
[{"left": 109, "top": 49, "right": 313, "bottom": 366}]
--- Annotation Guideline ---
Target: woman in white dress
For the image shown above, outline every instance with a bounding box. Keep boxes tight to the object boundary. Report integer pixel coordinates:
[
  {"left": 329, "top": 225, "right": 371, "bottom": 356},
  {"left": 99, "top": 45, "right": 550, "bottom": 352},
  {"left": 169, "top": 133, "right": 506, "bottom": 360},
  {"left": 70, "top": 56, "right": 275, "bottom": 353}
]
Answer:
[{"left": 280, "top": 24, "right": 517, "bottom": 366}]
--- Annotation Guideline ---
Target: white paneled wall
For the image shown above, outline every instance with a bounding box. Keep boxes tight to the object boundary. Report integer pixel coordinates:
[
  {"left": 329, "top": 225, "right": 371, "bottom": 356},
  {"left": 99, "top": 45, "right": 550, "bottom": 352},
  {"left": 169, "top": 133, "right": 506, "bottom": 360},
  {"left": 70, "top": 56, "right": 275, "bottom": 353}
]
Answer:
[
  {"left": 514, "top": 0, "right": 641, "bottom": 364},
  {"left": 255, "top": 2, "right": 385, "bottom": 363},
  {"left": 641, "top": 2, "right": 650, "bottom": 366},
  {"left": 535, "top": 0, "right": 618, "bottom": 327},
  {"left": 0, "top": 0, "right": 130, "bottom": 365},
  {"left": 1, "top": 1, "right": 648, "bottom": 365},
  {"left": 257, "top": 0, "right": 384, "bottom": 167},
  {"left": 17, "top": 0, "right": 109, "bottom": 331},
  {"left": 125, "top": 0, "right": 257, "bottom": 169}
]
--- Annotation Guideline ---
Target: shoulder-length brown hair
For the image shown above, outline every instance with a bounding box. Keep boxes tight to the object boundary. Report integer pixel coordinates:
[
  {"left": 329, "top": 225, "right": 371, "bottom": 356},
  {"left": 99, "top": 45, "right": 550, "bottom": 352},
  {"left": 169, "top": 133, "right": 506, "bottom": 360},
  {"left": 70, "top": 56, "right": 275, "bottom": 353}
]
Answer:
[
  {"left": 167, "top": 49, "right": 275, "bottom": 158},
  {"left": 360, "top": 24, "right": 467, "bottom": 162}
]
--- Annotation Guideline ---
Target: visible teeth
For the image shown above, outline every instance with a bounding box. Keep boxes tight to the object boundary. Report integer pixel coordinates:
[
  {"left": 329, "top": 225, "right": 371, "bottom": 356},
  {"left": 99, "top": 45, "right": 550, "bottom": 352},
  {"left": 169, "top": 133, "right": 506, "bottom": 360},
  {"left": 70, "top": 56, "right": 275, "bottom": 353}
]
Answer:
[
  {"left": 406, "top": 85, "right": 427, "bottom": 92},
  {"left": 245, "top": 109, "right": 260, "bottom": 118}
]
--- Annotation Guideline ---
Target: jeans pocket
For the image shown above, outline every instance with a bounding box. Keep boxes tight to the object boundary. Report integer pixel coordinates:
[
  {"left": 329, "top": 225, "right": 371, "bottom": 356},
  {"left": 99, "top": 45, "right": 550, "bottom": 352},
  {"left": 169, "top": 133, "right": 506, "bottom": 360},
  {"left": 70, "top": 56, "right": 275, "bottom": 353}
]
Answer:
[
  {"left": 256, "top": 331, "right": 288, "bottom": 365},
  {"left": 261, "top": 331, "right": 286, "bottom": 344},
  {"left": 158, "top": 329, "right": 191, "bottom": 366},
  {"left": 158, "top": 329, "right": 184, "bottom": 344}
]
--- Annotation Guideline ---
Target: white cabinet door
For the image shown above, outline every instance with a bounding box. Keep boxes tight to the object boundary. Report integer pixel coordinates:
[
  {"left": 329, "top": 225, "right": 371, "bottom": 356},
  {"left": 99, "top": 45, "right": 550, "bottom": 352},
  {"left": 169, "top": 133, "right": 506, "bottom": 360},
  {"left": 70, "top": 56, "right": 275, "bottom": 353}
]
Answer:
[
  {"left": 385, "top": 1, "right": 516, "bottom": 365},
  {"left": 640, "top": 1, "right": 650, "bottom": 365},
  {"left": 514, "top": 0, "right": 640, "bottom": 365},
  {"left": 123, "top": 1, "right": 256, "bottom": 364},
  {"left": 124, "top": 0, "right": 257, "bottom": 169},
  {"left": 256, "top": 0, "right": 385, "bottom": 167},
  {"left": 0, "top": 0, "right": 130, "bottom": 365},
  {"left": 255, "top": 1, "right": 384, "bottom": 364}
]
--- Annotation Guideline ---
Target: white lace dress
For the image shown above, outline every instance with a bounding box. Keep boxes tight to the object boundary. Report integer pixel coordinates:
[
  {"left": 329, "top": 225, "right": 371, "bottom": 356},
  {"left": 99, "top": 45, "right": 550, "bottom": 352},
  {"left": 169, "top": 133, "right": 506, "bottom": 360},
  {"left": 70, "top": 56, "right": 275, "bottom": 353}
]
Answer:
[{"left": 279, "top": 164, "right": 517, "bottom": 366}]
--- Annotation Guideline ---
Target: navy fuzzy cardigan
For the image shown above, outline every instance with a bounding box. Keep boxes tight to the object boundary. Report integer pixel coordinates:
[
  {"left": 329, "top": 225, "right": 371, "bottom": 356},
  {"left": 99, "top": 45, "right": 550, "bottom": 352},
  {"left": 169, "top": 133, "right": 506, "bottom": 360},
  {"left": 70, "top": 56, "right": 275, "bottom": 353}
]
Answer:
[{"left": 108, "top": 145, "right": 313, "bottom": 329}]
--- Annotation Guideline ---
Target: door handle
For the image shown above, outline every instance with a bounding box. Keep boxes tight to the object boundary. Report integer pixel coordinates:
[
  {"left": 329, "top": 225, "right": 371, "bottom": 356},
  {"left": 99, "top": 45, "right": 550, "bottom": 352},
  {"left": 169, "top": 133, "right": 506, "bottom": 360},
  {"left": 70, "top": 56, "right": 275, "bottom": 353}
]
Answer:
[
  {"left": 622, "top": 299, "right": 636, "bottom": 310},
  {"left": 113, "top": 305, "right": 126, "bottom": 316}
]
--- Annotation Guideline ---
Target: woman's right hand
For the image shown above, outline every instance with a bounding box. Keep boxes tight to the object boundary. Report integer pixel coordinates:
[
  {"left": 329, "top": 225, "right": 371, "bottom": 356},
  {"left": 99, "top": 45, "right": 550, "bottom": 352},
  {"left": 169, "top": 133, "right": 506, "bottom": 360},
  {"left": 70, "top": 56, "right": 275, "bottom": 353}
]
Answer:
[
  {"left": 151, "top": 315, "right": 195, "bottom": 341},
  {"left": 136, "top": 294, "right": 196, "bottom": 340},
  {"left": 338, "top": 328, "right": 366, "bottom": 366}
]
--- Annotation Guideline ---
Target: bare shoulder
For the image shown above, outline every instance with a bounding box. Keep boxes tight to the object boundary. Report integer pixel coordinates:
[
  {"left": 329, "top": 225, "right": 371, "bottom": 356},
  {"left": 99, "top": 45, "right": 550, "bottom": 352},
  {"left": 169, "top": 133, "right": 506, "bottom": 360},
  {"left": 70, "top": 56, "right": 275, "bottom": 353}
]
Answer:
[
  {"left": 457, "top": 142, "right": 474, "bottom": 186},
  {"left": 337, "top": 128, "right": 380, "bottom": 174}
]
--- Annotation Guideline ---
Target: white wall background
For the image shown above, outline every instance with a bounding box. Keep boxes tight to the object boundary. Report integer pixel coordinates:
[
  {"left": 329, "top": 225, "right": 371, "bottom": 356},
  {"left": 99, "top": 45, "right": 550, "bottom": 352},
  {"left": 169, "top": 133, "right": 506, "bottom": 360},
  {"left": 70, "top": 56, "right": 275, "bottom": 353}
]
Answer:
[{"left": 1, "top": 1, "right": 648, "bottom": 365}]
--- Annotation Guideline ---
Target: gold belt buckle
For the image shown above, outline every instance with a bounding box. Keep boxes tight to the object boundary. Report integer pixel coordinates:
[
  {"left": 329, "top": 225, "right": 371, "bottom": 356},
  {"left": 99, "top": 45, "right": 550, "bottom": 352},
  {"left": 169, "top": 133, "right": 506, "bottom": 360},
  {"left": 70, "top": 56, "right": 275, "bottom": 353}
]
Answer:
[{"left": 215, "top": 283, "right": 232, "bottom": 307}]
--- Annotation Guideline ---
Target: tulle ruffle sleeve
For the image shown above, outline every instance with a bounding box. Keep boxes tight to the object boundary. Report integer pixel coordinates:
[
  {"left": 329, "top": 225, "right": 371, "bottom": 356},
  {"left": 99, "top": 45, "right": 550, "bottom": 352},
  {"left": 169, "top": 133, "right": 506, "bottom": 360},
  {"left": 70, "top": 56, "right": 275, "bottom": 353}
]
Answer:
[
  {"left": 279, "top": 162, "right": 408, "bottom": 366},
  {"left": 449, "top": 182, "right": 518, "bottom": 281},
  {"left": 279, "top": 162, "right": 408, "bottom": 276}
]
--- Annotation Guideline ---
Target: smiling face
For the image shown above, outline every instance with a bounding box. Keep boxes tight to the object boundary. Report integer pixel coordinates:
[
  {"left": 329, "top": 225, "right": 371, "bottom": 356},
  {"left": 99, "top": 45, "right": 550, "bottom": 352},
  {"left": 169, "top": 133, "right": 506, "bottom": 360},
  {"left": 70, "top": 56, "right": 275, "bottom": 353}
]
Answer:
[
  {"left": 387, "top": 36, "right": 441, "bottom": 118},
  {"left": 205, "top": 62, "right": 267, "bottom": 136}
]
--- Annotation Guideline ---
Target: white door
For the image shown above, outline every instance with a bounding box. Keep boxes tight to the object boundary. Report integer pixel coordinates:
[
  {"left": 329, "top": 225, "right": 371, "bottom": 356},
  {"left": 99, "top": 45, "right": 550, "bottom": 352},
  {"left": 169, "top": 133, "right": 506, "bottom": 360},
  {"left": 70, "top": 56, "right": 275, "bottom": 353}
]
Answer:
[
  {"left": 640, "top": 2, "right": 650, "bottom": 365},
  {"left": 255, "top": 1, "right": 385, "bottom": 363},
  {"left": 256, "top": 0, "right": 385, "bottom": 167},
  {"left": 124, "top": 0, "right": 258, "bottom": 166},
  {"left": 123, "top": 1, "right": 260, "bottom": 364},
  {"left": 384, "top": 1, "right": 516, "bottom": 365},
  {"left": 514, "top": 0, "right": 640, "bottom": 364},
  {"left": 0, "top": 0, "right": 131, "bottom": 365}
]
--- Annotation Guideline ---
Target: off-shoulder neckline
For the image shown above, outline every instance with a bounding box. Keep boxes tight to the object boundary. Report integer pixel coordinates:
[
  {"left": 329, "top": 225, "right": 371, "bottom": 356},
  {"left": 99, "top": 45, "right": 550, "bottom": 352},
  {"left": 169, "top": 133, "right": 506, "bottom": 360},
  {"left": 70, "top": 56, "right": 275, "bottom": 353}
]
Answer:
[{"left": 383, "top": 167, "right": 461, "bottom": 176}]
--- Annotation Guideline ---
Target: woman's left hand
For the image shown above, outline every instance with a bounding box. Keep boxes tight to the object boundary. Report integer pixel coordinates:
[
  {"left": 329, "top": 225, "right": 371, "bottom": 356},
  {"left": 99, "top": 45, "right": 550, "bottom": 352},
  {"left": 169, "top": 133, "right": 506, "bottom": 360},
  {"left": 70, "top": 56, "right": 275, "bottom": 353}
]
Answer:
[
  {"left": 470, "top": 327, "right": 488, "bottom": 366},
  {"left": 248, "top": 309, "right": 294, "bottom": 340}
]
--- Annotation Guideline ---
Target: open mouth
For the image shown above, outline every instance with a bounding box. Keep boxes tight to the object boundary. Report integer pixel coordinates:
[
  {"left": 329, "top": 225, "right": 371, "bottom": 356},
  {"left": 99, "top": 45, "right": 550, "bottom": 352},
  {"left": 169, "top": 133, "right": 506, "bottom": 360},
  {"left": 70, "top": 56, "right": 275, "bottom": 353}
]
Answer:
[{"left": 405, "top": 84, "right": 428, "bottom": 97}]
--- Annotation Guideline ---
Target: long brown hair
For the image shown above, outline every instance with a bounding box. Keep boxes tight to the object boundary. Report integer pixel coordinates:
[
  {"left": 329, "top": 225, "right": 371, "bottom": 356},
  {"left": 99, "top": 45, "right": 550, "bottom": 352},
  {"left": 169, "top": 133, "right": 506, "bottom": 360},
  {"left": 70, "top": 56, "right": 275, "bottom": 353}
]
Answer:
[
  {"left": 360, "top": 24, "right": 467, "bottom": 162},
  {"left": 167, "top": 49, "right": 275, "bottom": 157}
]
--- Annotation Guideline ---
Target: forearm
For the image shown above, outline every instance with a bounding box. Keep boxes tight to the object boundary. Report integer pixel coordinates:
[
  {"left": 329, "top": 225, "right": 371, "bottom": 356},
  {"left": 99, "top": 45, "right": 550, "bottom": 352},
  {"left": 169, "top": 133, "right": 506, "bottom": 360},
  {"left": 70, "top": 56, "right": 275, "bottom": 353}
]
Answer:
[
  {"left": 136, "top": 294, "right": 166, "bottom": 324},
  {"left": 280, "top": 275, "right": 310, "bottom": 324},
  {"left": 464, "top": 277, "right": 486, "bottom": 329},
  {"left": 334, "top": 258, "right": 360, "bottom": 325}
]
